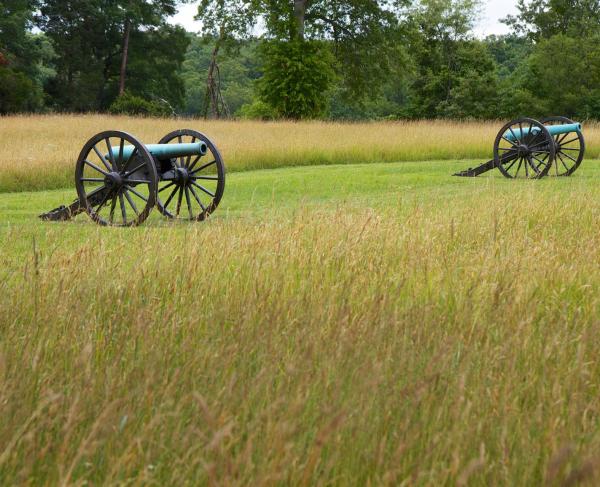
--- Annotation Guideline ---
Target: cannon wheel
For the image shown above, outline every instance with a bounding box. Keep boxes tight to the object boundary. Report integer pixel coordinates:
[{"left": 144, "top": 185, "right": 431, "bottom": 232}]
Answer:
[
  {"left": 494, "top": 118, "right": 555, "bottom": 179},
  {"left": 541, "top": 116, "right": 585, "bottom": 177},
  {"left": 75, "top": 131, "right": 158, "bottom": 226},
  {"left": 156, "top": 129, "right": 226, "bottom": 221}
]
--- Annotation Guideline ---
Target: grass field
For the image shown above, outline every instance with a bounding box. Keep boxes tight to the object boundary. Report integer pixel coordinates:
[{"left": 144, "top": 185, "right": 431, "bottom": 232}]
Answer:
[
  {"left": 2, "top": 117, "right": 600, "bottom": 485},
  {"left": 3, "top": 114, "right": 600, "bottom": 193}
]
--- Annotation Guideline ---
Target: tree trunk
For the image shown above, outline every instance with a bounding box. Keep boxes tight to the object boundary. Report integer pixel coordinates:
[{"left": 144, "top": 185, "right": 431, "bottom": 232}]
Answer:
[
  {"left": 293, "top": 0, "right": 308, "bottom": 40},
  {"left": 203, "top": 39, "right": 221, "bottom": 119},
  {"left": 119, "top": 18, "right": 131, "bottom": 96}
]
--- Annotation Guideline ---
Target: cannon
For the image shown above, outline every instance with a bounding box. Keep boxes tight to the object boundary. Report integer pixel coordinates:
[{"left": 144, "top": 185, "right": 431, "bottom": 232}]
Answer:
[
  {"left": 454, "top": 117, "right": 585, "bottom": 179},
  {"left": 40, "top": 129, "right": 225, "bottom": 226}
]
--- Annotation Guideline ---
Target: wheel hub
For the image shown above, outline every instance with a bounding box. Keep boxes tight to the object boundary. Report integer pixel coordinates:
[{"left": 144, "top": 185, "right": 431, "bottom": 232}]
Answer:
[
  {"left": 517, "top": 144, "right": 530, "bottom": 157},
  {"left": 104, "top": 171, "right": 124, "bottom": 189},
  {"left": 175, "top": 166, "right": 190, "bottom": 184}
]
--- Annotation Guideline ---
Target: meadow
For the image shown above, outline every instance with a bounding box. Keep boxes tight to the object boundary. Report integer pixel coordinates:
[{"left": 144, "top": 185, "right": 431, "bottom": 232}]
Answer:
[
  {"left": 3, "top": 114, "right": 600, "bottom": 193},
  {"left": 1, "top": 116, "right": 600, "bottom": 485}
]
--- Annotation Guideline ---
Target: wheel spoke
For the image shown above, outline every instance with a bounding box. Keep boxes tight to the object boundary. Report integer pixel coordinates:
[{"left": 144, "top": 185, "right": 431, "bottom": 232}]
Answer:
[
  {"left": 178, "top": 135, "right": 184, "bottom": 168},
  {"left": 93, "top": 189, "right": 112, "bottom": 214},
  {"left": 528, "top": 140, "right": 550, "bottom": 150},
  {"left": 163, "top": 185, "right": 179, "bottom": 209},
  {"left": 192, "top": 175, "right": 219, "bottom": 181},
  {"left": 93, "top": 145, "right": 112, "bottom": 171},
  {"left": 557, "top": 153, "right": 570, "bottom": 172},
  {"left": 507, "top": 127, "right": 520, "bottom": 145},
  {"left": 159, "top": 181, "right": 176, "bottom": 193},
  {"left": 560, "top": 137, "right": 580, "bottom": 146},
  {"left": 176, "top": 187, "right": 183, "bottom": 217},
  {"left": 122, "top": 160, "right": 146, "bottom": 177},
  {"left": 190, "top": 181, "right": 215, "bottom": 198},
  {"left": 527, "top": 155, "right": 540, "bottom": 174},
  {"left": 504, "top": 159, "right": 517, "bottom": 172},
  {"left": 189, "top": 185, "right": 206, "bottom": 212},
  {"left": 121, "top": 147, "right": 138, "bottom": 173},
  {"left": 105, "top": 138, "right": 117, "bottom": 170},
  {"left": 118, "top": 139, "right": 125, "bottom": 170},
  {"left": 184, "top": 186, "right": 193, "bottom": 219},
  {"left": 191, "top": 160, "right": 216, "bottom": 175},
  {"left": 124, "top": 179, "right": 151, "bottom": 184},
  {"left": 109, "top": 194, "right": 117, "bottom": 223},
  {"left": 186, "top": 136, "right": 196, "bottom": 168},
  {"left": 84, "top": 160, "right": 109, "bottom": 176},
  {"left": 501, "top": 136, "right": 518, "bottom": 147},
  {"left": 561, "top": 147, "right": 581, "bottom": 151},
  {"left": 514, "top": 157, "right": 523, "bottom": 178},
  {"left": 560, "top": 151, "right": 578, "bottom": 164},
  {"left": 532, "top": 154, "right": 547, "bottom": 170},
  {"left": 124, "top": 189, "right": 139, "bottom": 215},
  {"left": 80, "top": 177, "right": 105, "bottom": 182},
  {"left": 187, "top": 155, "right": 202, "bottom": 171},
  {"left": 526, "top": 122, "right": 534, "bottom": 144},
  {"left": 125, "top": 184, "right": 148, "bottom": 202},
  {"left": 119, "top": 192, "right": 127, "bottom": 224}
]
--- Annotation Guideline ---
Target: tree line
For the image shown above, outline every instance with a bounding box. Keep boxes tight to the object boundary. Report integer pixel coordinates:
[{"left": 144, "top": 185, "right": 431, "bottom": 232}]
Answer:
[{"left": 2, "top": 0, "right": 600, "bottom": 120}]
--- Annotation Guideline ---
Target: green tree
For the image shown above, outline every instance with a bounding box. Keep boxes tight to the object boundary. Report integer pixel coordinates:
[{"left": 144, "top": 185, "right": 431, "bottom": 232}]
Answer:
[
  {"left": 511, "top": 34, "right": 600, "bottom": 119},
  {"left": 257, "top": 40, "right": 335, "bottom": 118},
  {"left": 196, "top": 0, "right": 407, "bottom": 119},
  {"left": 484, "top": 34, "right": 533, "bottom": 78},
  {"left": 505, "top": 0, "right": 600, "bottom": 41},
  {"left": 37, "top": 0, "right": 186, "bottom": 111},
  {"left": 0, "top": 0, "right": 44, "bottom": 112},
  {"left": 180, "top": 35, "right": 259, "bottom": 116},
  {"left": 406, "top": 0, "right": 499, "bottom": 118}
]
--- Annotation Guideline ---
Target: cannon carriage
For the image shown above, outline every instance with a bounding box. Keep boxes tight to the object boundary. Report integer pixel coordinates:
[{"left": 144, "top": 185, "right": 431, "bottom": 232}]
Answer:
[
  {"left": 41, "top": 129, "right": 225, "bottom": 226},
  {"left": 454, "top": 117, "right": 585, "bottom": 179}
]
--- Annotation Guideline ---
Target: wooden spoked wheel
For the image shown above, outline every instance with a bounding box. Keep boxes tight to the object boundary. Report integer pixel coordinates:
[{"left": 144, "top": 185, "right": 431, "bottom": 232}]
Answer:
[
  {"left": 541, "top": 116, "right": 585, "bottom": 177},
  {"left": 74, "top": 131, "right": 158, "bottom": 226},
  {"left": 156, "top": 129, "right": 226, "bottom": 221},
  {"left": 493, "top": 118, "right": 555, "bottom": 179}
]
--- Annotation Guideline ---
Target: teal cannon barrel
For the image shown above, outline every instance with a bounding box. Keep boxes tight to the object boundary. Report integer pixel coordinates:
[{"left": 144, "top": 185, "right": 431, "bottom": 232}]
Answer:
[
  {"left": 109, "top": 141, "right": 208, "bottom": 161},
  {"left": 505, "top": 122, "right": 581, "bottom": 141}
]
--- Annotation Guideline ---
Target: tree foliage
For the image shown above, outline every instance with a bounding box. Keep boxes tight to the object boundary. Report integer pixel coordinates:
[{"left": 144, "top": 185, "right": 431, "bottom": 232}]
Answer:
[
  {"left": 37, "top": 0, "right": 187, "bottom": 111},
  {"left": 0, "top": 0, "right": 45, "bottom": 112},
  {"left": 257, "top": 40, "right": 335, "bottom": 119},
  {"left": 505, "top": 0, "right": 600, "bottom": 41},
  {"left": 6, "top": 0, "right": 600, "bottom": 119},
  {"left": 196, "top": 0, "right": 406, "bottom": 118}
]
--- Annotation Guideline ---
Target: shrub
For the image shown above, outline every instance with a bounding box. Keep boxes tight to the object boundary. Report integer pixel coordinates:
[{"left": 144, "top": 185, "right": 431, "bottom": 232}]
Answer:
[
  {"left": 238, "top": 100, "right": 277, "bottom": 120},
  {"left": 108, "top": 92, "right": 172, "bottom": 117},
  {"left": 0, "top": 67, "right": 43, "bottom": 113}
]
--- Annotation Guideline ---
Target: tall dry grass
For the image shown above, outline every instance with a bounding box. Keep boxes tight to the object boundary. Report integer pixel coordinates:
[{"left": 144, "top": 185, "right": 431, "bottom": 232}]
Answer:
[
  {"left": 3, "top": 114, "right": 600, "bottom": 192},
  {"left": 2, "top": 186, "right": 600, "bottom": 484}
]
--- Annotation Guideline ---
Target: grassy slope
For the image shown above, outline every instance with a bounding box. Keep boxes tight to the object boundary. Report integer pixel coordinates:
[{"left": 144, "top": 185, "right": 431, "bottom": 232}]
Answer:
[{"left": 2, "top": 160, "right": 600, "bottom": 485}]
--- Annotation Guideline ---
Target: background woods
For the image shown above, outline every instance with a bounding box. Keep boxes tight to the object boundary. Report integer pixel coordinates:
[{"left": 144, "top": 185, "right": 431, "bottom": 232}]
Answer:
[{"left": 2, "top": 0, "right": 600, "bottom": 119}]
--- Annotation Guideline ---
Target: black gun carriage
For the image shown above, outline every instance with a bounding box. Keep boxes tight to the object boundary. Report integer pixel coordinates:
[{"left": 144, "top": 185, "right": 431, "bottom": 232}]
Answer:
[
  {"left": 454, "top": 116, "right": 585, "bottom": 179},
  {"left": 40, "top": 129, "right": 225, "bottom": 226}
]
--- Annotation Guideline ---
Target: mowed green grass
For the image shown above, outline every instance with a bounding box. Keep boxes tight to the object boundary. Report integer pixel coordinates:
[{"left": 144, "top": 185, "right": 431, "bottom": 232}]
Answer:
[{"left": 2, "top": 160, "right": 600, "bottom": 485}]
